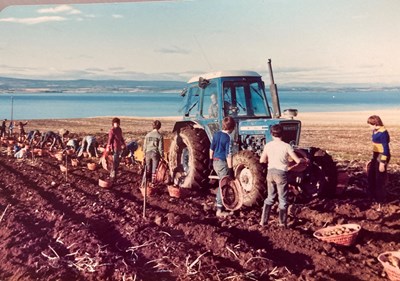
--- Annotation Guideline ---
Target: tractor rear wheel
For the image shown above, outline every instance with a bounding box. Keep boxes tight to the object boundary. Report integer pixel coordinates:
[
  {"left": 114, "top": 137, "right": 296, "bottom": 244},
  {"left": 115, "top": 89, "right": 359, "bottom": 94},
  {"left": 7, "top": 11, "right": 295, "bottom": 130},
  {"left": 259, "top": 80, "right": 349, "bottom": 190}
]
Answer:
[
  {"left": 168, "top": 126, "right": 210, "bottom": 189},
  {"left": 233, "top": 150, "right": 266, "bottom": 207},
  {"left": 311, "top": 147, "right": 337, "bottom": 198},
  {"left": 294, "top": 147, "right": 337, "bottom": 199}
]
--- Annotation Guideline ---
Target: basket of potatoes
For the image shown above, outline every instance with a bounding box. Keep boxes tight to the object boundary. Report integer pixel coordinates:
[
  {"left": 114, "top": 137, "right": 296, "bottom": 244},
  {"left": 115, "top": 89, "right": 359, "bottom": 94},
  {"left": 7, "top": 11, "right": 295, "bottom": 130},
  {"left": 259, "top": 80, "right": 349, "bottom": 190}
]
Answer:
[
  {"left": 378, "top": 251, "right": 400, "bottom": 281},
  {"left": 313, "top": 223, "right": 361, "bottom": 246}
]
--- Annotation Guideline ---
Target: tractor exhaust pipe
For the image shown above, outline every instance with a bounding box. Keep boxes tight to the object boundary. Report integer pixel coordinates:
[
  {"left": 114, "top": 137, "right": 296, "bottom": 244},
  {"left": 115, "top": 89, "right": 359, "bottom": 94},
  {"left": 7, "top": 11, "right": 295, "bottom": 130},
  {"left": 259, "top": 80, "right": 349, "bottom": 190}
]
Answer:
[{"left": 267, "top": 59, "right": 281, "bottom": 118}]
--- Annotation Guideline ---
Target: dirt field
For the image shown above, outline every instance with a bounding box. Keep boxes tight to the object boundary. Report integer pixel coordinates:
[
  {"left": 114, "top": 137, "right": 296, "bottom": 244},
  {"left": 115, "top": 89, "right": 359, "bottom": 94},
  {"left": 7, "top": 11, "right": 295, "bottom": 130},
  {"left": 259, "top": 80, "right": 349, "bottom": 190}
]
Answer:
[{"left": 1, "top": 116, "right": 400, "bottom": 281}]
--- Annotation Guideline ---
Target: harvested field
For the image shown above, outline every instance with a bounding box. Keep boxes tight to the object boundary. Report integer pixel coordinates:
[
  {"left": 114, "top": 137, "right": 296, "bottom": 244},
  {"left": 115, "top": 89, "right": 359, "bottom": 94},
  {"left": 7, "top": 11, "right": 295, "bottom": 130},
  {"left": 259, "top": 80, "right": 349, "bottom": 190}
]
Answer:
[{"left": 1, "top": 112, "right": 400, "bottom": 281}]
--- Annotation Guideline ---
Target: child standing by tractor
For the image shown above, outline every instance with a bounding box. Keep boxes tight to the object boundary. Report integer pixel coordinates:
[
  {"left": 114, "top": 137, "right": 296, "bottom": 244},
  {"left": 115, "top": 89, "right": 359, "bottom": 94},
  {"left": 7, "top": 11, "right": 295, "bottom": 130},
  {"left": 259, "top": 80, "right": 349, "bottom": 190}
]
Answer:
[
  {"left": 209, "top": 116, "right": 236, "bottom": 218},
  {"left": 259, "top": 124, "right": 304, "bottom": 228}
]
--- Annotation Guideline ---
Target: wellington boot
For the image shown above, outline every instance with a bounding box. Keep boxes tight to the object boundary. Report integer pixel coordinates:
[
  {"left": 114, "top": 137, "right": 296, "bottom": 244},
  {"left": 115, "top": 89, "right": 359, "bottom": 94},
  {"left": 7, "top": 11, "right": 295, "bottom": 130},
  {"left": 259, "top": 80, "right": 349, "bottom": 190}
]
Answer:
[
  {"left": 260, "top": 204, "right": 272, "bottom": 226},
  {"left": 278, "top": 208, "right": 288, "bottom": 228}
]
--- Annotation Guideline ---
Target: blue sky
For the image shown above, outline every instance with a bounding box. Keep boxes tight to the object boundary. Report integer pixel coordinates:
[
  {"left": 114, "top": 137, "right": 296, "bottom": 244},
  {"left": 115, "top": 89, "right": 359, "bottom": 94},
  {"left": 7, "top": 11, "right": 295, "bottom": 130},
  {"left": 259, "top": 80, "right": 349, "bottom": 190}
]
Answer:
[{"left": 0, "top": 0, "right": 399, "bottom": 86}]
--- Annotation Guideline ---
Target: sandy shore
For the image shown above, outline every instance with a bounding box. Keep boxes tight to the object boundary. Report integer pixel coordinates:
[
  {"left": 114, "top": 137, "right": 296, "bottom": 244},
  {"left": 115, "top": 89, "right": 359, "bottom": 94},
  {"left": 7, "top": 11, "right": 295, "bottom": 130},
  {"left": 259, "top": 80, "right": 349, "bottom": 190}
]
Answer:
[
  {"left": 97, "top": 108, "right": 400, "bottom": 126},
  {"left": 21, "top": 108, "right": 400, "bottom": 129},
  {"left": 298, "top": 108, "right": 400, "bottom": 126}
]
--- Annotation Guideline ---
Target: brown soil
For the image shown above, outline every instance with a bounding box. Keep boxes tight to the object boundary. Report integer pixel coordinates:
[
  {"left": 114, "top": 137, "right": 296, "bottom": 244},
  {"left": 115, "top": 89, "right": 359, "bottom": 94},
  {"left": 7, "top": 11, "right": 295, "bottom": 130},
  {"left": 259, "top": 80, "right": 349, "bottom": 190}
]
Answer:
[{"left": 1, "top": 117, "right": 400, "bottom": 281}]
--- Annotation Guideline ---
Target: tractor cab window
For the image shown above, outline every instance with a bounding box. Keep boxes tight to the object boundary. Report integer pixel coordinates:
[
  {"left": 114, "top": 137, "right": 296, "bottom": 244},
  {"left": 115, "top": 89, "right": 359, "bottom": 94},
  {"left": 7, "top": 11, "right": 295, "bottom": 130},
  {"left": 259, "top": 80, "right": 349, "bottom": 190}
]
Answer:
[
  {"left": 181, "top": 86, "right": 200, "bottom": 117},
  {"left": 223, "top": 81, "right": 271, "bottom": 118},
  {"left": 223, "top": 88, "right": 233, "bottom": 117},
  {"left": 201, "top": 82, "right": 218, "bottom": 119}
]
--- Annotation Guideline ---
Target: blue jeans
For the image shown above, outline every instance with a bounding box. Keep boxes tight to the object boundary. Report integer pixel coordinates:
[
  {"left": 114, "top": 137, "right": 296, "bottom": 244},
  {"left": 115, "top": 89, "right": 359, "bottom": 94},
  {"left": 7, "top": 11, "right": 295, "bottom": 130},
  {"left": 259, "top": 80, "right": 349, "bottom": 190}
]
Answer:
[
  {"left": 79, "top": 137, "right": 95, "bottom": 157},
  {"left": 264, "top": 169, "right": 288, "bottom": 210},
  {"left": 113, "top": 150, "right": 121, "bottom": 173},
  {"left": 145, "top": 150, "right": 160, "bottom": 180},
  {"left": 213, "top": 159, "right": 228, "bottom": 209}
]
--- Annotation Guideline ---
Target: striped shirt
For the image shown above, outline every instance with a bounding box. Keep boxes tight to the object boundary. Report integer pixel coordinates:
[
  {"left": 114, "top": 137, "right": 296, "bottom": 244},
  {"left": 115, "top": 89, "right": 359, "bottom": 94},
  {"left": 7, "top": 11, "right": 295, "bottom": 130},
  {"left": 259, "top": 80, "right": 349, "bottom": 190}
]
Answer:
[{"left": 372, "top": 126, "right": 390, "bottom": 162}]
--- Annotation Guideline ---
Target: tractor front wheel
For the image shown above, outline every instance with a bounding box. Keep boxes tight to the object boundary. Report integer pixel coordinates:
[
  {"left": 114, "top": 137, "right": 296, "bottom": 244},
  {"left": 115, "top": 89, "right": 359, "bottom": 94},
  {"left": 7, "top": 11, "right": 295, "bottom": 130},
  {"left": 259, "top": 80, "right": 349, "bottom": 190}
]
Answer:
[{"left": 233, "top": 150, "right": 266, "bottom": 207}]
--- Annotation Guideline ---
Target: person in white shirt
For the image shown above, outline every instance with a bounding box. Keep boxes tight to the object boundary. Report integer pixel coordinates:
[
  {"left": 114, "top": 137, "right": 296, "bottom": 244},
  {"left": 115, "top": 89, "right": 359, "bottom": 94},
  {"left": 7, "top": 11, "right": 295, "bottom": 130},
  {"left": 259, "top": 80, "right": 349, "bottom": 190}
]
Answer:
[{"left": 259, "top": 124, "right": 304, "bottom": 227}]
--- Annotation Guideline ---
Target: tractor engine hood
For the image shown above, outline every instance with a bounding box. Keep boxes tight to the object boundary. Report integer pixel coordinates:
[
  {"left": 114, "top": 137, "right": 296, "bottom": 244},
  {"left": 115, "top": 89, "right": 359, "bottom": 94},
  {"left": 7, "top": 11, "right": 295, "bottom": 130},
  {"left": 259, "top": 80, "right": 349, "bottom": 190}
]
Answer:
[
  {"left": 238, "top": 119, "right": 272, "bottom": 135},
  {"left": 238, "top": 119, "right": 301, "bottom": 147}
]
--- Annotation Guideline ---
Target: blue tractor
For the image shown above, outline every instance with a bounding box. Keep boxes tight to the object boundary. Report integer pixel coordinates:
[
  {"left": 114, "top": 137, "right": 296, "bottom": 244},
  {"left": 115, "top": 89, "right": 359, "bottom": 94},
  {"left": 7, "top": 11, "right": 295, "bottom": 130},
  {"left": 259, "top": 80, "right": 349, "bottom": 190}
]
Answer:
[{"left": 168, "top": 59, "right": 336, "bottom": 209}]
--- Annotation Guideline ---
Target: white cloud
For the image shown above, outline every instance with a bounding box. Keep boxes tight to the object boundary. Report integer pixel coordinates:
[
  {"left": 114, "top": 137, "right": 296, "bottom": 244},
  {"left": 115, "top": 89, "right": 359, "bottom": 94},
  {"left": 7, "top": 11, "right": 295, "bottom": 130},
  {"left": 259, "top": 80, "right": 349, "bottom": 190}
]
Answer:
[
  {"left": 0, "top": 16, "right": 66, "bottom": 25},
  {"left": 37, "top": 5, "right": 82, "bottom": 15},
  {"left": 155, "top": 46, "right": 190, "bottom": 55},
  {"left": 0, "top": 4, "right": 86, "bottom": 25},
  {"left": 112, "top": 14, "right": 123, "bottom": 19}
]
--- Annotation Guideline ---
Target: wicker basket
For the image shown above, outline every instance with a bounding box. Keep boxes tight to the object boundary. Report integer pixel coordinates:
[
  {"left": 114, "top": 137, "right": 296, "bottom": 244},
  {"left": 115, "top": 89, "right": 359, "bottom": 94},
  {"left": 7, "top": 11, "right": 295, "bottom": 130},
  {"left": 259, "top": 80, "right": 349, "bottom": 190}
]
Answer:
[
  {"left": 167, "top": 185, "right": 181, "bottom": 198},
  {"left": 65, "top": 149, "right": 74, "bottom": 156},
  {"left": 87, "top": 162, "right": 97, "bottom": 171},
  {"left": 378, "top": 251, "right": 400, "bottom": 281},
  {"left": 313, "top": 224, "right": 361, "bottom": 246},
  {"left": 55, "top": 153, "right": 63, "bottom": 161},
  {"left": 98, "top": 178, "right": 112, "bottom": 189},
  {"left": 33, "top": 148, "right": 42, "bottom": 156},
  {"left": 140, "top": 184, "right": 154, "bottom": 197},
  {"left": 59, "top": 164, "right": 67, "bottom": 173}
]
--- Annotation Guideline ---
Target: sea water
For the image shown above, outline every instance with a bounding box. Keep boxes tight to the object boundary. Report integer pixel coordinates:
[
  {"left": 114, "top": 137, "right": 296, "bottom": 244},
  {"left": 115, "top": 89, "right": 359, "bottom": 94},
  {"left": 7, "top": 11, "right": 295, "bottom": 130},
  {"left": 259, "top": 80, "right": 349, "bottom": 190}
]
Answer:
[{"left": 0, "top": 89, "right": 399, "bottom": 120}]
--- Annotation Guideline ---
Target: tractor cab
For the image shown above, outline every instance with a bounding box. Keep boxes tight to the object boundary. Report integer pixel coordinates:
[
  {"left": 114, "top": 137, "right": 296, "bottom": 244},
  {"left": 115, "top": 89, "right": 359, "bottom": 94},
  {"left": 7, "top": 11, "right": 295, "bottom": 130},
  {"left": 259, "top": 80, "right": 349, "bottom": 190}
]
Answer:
[
  {"left": 181, "top": 71, "right": 271, "bottom": 119},
  {"left": 178, "top": 70, "right": 301, "bottom": 156}
]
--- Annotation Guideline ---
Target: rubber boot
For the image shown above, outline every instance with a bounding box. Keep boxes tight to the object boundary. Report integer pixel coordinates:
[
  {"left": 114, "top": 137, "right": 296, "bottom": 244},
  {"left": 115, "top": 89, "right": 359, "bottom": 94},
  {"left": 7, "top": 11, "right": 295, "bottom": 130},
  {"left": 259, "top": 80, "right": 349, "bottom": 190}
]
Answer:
[
  {"left": 278, "top": 208, "right": 288, "bottom": 228},
  {"left": 260, "top": 204, "right": 272, "bottom": 226}
]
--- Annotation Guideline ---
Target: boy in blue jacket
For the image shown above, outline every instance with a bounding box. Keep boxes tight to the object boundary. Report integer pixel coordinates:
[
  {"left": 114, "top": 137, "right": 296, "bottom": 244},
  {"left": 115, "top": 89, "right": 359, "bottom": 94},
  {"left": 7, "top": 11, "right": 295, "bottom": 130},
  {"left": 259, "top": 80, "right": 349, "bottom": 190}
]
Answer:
[{"left": 209, "top": 116, "right": 236, "bottom": 218}]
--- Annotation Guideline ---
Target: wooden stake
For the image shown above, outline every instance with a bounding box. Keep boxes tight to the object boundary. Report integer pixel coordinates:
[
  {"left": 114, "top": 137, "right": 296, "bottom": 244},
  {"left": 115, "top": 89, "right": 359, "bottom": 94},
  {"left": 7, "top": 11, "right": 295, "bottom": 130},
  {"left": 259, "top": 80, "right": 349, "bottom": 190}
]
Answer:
[
  {"left": 142, "top": 164, "right": 147, "bottom": 218},
  {"left": 0, "top": 204, "right": 11, "bottom": 223},
  {"left": 65, "top": 154, "right": 68, "bottom": 182}
]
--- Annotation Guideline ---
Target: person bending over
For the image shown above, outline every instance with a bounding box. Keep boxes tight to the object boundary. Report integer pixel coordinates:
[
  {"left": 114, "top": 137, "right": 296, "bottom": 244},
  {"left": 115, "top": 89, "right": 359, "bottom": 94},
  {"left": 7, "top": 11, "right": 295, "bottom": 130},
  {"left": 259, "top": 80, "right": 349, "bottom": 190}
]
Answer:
[
  {"left": 39, "top": 131, "right": 66, "bottom": 150},
  {"left": 78, "top": 135, "right": 99, "bottom": 158}
]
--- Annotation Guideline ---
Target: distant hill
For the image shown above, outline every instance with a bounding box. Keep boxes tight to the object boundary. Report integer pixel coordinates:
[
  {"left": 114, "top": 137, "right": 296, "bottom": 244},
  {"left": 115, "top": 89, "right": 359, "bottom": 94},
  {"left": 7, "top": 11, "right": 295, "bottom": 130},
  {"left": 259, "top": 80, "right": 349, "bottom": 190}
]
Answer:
[
  {"left": 0, "top": 76, "right": 399, "bottom": 93},
  {"left": 0, "top": 76, "right": 186, "bottom": 93}
]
